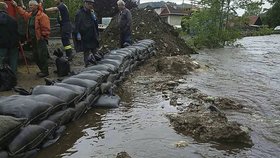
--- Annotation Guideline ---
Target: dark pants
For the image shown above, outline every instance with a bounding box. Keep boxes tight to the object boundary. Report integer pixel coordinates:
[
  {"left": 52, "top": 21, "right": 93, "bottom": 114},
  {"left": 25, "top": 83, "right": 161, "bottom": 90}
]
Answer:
[
  {"left": 0, "top": 47, "right": 19, "bottom": 73},
  {"left": 61, "top": 23, "right": 72, "bottom": 50},
  {"left": 31, "top": 38, "right": 49, "bottom": 74},
  {"left": 120, "top": 31, "right": 132, "bottom": 48},
  {"left": 84, "top": 48, "right": 96, "bottom": 67}
]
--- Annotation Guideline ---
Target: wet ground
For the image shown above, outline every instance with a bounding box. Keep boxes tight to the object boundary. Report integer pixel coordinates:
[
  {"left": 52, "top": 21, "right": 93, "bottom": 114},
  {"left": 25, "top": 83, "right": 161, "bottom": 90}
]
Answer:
[
  {"left": 0, "top": 38, "right": 85, "bottom": 96},
  {"left": 2, "top": 35, "right": 280, "bottom": 157}
]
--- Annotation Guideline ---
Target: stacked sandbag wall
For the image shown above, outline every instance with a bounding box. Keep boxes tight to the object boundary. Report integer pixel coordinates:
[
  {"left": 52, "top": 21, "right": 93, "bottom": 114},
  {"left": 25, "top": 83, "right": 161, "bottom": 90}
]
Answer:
[{"left": 0, "top": 39, "right": 156, "bottom": 157}]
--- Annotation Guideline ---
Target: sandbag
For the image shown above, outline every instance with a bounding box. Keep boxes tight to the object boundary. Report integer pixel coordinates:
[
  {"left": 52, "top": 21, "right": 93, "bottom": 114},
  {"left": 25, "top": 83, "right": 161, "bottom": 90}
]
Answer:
[
  {"left": 92, "top": 86, "right": 100, "bottom": 95},
  {"left": 114, "top": 49, "right": 135, "bottom": 59},
  {"left": 96, "top": 63, "right": 118, "bottom": 73},
  {"left": 72, "top": 73, "right": 104, "bottom": 83},
  {"left": 0, "top": 151, "right": 8, "bottom": 158},
  {"left": 103, "top": 54, "right": 127, "bottom": 62},
  {"left": 123, "top": 66, "right": 131, "bottom": 77},
  {"left": 125, "top": 47, "right": 139, "bottom": 58},
  {"left": 107, "top": 74, "right": 119, "bottom": 83},
  {"left": 8, "top": 125, "right": 48, "bottom": 156},
  {"left": 54, "top": 83, "right": 86, "bottom": 95},
  {"left": 28, "top": 94, "right": 67, "bottom": 115},
  {"left": 82, "top": 70, "right": 110, "bottom": 82},
  {"left": 62, "top": 78, "right": 98, "bottom": 93},
  {"left": 85, "top": 93, "right": 100, "bottom": 107},
  {"left": 110, "top": 50, "right": 130, "bottom": 58},
  {"left": 94, "top": 95, "right": 121, "bottom": 108},
  {"left": 130, "top": 63, "right": 138, "bottom": 72},
  {"left": 73, "top": 101, "right": 87, "bottom": 120},
  {"left": 83, "top": 64, "right": 117, "bottom": 73},
  {"left": 119, "top": 60, "right": 130, "bottom": 75},
  {"left": 32, "top": 85, "right": 80, "bottom": 105},
  {"left": 0, "top": 96, "right": 52, "bottom": 123},
  {"left": 114, "top": 77, "right": 124, "bottom": 86},
  {"left": 38, "top": 120, "right": 57, "bottom": 140},
  {"left": 41, "top": 125, "right": 66, "bottom": 149},
  {"left": 82, "top": 69, "right": 110, "bottom": 78},
  {"left": 0, "top": 116, "right": 26, "bottom": 148},
  {"left": 98, "top": 59, "right": 122, "bottom": 68},
  {"left": 12, "top": 149, "right": 38, "bottom": 158},
  {"left": 135, "top": 61, "right": 141, "bottom": 66},
  {"left": 0, "top": 65, "right": 17, "bottom": 92},
  {"left": 47, "top": 108, "right": 75, "bottom": 126},
  {"left": 54, "top": 83, "right": 87, "bottom": 103}
]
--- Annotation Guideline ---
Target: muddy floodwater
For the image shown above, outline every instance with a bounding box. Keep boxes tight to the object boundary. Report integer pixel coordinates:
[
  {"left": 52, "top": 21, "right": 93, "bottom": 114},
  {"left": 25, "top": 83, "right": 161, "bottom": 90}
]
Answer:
[{"left": 36, "top": 35, "right": 280, "bottom": 158}]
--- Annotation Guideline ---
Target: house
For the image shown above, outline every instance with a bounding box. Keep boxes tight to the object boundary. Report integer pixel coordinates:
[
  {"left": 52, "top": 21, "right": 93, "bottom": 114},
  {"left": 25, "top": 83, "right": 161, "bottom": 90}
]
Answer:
[
  {"left": 139, "top": 1, "right": 166, "bottom": 14},
  {"left": 247, "top": 16, "right": 262, "bottom": 27},
  {"left": 159, "top": 3, "right": 191, "bottom": 28}
]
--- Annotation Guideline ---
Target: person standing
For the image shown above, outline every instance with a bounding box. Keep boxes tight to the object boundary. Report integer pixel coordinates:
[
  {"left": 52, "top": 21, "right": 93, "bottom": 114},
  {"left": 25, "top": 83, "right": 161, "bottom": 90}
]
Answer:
[
  {"left": 0, "top": 2, "right": 19, "bottom": 73},
  {"left": 74, "top": 0, "right": 99, "bottom": 67},
  {"left": 117, "top": 0, "right": 132, "bottom": 48},
  {"left": 45, "top": 0, "right": 73, "bottom": 61},
  {"left": 0, "top": 0, "right": 24, "bottom": 18},
  {"left": 12, "top": 0, "right": 50, "bottom": 77}
]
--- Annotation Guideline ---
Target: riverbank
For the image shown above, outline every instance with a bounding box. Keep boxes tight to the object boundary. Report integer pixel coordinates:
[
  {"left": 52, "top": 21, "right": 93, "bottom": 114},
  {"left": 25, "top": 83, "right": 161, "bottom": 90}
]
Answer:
[{"left": 37, "top": 34, "right": 280, "bottom": 158}]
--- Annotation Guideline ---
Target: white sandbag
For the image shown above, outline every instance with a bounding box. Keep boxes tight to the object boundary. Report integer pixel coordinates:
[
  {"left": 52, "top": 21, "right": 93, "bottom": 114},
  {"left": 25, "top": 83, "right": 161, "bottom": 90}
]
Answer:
[{"left": 94, "top": 95, "right": 121, "bottom": 108}]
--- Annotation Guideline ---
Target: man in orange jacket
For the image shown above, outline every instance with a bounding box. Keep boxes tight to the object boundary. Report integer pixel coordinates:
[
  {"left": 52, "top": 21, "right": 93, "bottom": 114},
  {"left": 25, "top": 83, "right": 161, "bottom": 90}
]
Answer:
[
  {"left": 0, "top": 0, "right": 24, "bottom": 18},
  {"left": 12, "top": 0, "right": 50, "bottom": 77}
]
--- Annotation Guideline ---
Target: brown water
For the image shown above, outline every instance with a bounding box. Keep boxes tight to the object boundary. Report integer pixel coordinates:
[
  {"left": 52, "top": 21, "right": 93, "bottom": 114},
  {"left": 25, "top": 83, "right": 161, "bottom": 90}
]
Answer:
[{"left": 36, "top": 35, "right": 280, "bottom": 158}]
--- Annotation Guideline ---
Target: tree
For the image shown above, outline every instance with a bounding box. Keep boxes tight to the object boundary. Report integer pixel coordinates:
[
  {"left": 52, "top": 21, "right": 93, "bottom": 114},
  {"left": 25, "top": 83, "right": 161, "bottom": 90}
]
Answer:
[
  {"left": 261, "top": 1, "right": 280, "bottom": 27},
  {"left": 240, "top": 1, "right": 264, "bottom": 16},
  {"left": 181, "top": 0, "right": 263, "bottom": 48}
]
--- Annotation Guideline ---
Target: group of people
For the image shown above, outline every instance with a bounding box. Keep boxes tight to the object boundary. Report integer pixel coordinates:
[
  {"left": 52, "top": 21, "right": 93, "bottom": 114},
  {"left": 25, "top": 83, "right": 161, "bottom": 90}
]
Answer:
[{"left": 0, "top": 0, "right": 132, "bottom": 78}]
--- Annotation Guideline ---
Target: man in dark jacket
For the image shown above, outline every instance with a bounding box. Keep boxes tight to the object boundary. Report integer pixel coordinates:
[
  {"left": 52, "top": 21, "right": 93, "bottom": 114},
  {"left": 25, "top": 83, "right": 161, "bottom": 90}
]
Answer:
[
  {"left": 0, "top": 2, "right": 19, "bottom": 73},
  {"left": 74, "top": 0, "right": 99, "bottom": 67},
  {"left": 117, "top": 0, "right": 132, "bottom": 48},
  {"left": 45, "top": 0, "right": 73, "bottom": 61}
]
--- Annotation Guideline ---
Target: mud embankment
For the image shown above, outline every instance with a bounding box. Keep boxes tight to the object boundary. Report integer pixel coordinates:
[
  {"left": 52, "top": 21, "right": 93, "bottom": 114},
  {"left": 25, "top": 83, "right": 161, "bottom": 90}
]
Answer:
[
  {"left": 164, "top": 80, "right": 252, "bottom": 146},
  {"left": 125, "top": 53, "right": 253, "bottom": 147}
]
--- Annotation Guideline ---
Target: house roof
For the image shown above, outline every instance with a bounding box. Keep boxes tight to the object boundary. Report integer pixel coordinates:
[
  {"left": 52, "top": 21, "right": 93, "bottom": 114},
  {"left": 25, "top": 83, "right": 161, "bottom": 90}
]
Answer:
[
  {"left": 160, "top": 4, "right": 190, "bottom": 16},
  {"left": 248, "top": 16, "right": 260, "bottom": 25},
  {"left": 139, "top": 1, "right": 165, "bottom": 9}
]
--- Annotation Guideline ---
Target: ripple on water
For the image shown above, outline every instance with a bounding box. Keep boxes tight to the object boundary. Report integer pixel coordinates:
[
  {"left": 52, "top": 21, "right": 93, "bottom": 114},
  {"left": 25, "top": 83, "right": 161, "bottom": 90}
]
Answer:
[{"left": 36, "top": 35, "right": 280, "bottom": 158}]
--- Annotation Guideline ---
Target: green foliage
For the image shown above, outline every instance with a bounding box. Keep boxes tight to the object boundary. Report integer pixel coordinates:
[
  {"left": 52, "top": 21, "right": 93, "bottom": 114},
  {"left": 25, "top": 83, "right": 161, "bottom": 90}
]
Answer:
[
  {"left": 181, "top": 0, "right": 241, "bottom": 49},
  {"left": 64, "top": 0, "right": 83, "bottom": 20},
  {"left": 252, "top": 26, "right": 273, "bottom": 36},
  {"left": 242, "top": 1, "right": 263, "bottom": 16},
  {"left": 181, "top": 0, "right": 265, "bottom": 49},
  {"left": 261, "top": 1, "right": 280, "bottom": 28}
]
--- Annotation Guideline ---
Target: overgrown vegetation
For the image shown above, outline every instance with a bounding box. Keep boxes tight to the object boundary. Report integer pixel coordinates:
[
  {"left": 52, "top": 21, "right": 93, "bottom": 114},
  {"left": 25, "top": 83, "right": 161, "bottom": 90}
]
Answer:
[
  {"left": 181, "top": 0, "right": 265, "bottom": 49},
  {"left": 261, "top": 0, "right": 280, "bottom": 28}
]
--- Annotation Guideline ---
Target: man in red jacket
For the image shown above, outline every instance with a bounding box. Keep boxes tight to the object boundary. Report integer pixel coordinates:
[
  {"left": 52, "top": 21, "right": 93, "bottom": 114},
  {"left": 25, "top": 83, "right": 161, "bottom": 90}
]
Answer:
[
  {"left": 0, "top": 0, "right": 24, "bottom": 18},
  {"left": 12, "top": 0, "right": 50, "bottom": 77}
]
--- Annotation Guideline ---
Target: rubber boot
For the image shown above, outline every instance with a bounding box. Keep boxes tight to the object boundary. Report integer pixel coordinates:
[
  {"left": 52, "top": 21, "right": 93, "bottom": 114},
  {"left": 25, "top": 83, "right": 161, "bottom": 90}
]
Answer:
[{"left": 65, "top": 49, "right": 73, "bottom": 61}]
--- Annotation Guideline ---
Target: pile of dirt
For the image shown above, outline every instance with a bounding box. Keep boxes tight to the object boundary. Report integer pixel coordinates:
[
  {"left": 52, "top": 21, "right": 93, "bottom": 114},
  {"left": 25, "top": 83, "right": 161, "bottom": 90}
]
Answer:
[
  {"left": 100, "top": 8, "right": 195, "bottom": 56},
  {"left": 153, "top": 55, "right": 200, "bottom": 75},
  {"left": 171, "top": 86, "right": 244, "bottom": 110},
  {"left": 166, "top": 105, "right": 253, "bottom": 146},
  {"left": 116, "top": 151, "right": 132, "bottom": 158}
]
